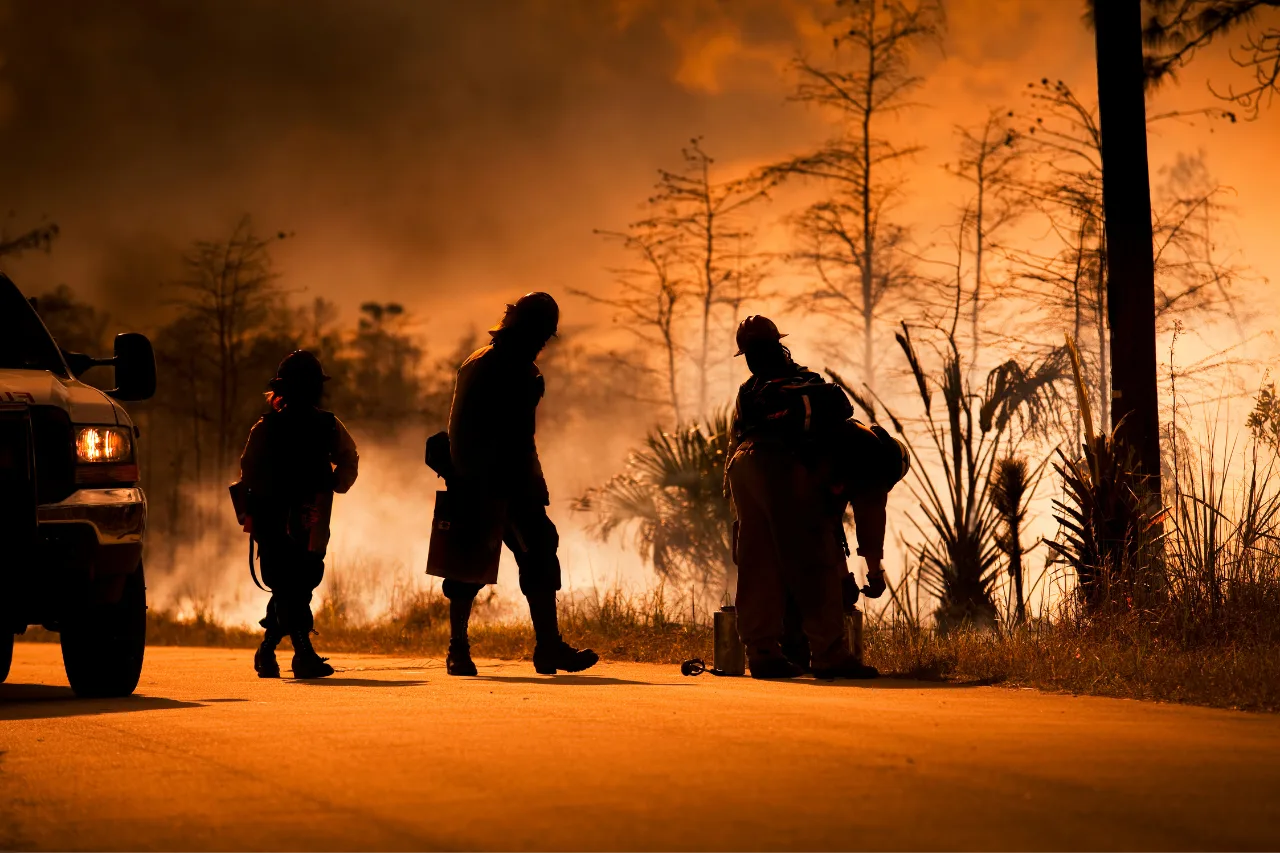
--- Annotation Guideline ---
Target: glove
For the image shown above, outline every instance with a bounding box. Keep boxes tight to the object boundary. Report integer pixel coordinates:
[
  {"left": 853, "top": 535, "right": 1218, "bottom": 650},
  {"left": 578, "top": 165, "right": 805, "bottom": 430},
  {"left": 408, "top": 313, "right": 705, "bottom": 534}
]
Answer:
[
  {"left": 861, "top": 567, "right": 887, "bottom": 599},
  {"left": 841, "top": 571, "right": 860, "bottom": 612}
]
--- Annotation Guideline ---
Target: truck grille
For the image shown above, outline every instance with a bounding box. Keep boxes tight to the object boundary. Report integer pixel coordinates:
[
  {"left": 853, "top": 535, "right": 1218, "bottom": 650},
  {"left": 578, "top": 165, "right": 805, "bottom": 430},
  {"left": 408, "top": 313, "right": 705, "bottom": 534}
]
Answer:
[
  {"left": 31, "top": 405, "right": 76, "bottom": 504},
  {"left": 0, "top": 407, "right": 38, "bottom": 554}
]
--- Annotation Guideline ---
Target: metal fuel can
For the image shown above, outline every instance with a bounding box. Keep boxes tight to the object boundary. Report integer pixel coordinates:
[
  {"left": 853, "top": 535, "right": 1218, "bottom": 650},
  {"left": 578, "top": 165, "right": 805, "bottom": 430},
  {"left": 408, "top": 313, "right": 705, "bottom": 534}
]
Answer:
[
  {"left": 713, "top": 606, "right": 746, "bottom": 676},
  {"left": 845, "top": 607, "right": 865, "bottom": 664}
]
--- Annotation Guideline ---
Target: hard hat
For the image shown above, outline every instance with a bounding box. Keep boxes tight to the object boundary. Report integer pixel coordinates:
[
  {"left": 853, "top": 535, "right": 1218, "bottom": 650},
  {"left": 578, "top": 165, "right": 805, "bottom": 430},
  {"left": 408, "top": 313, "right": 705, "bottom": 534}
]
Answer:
[
  {"left": 734, "top": 315, "right": 787, "bottom": 356},
  {"left": 490, "top": 291, "right": 560, "bottom": 338},
  {"left": 271, "top": 350, "right": 329, "bottom": 389}
]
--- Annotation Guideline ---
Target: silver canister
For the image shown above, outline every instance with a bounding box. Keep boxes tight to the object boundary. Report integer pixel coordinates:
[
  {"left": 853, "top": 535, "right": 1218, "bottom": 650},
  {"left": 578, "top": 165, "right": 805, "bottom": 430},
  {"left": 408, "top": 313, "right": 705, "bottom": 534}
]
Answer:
[
  {"left": 845, "top": 607, "right": 865, "bottom": 664},
  {"left": 713, "top": 606, "right": 747, "bottom": 676}
]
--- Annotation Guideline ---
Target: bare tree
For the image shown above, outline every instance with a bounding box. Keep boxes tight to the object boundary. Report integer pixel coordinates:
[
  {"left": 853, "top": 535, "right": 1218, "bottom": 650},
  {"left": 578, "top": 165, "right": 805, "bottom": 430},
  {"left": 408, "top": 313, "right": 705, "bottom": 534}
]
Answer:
[
  {"left": 574, "top": 221, "right": 687, "bottom": 421},
  {"left": 650, "top": 137, "right": 770, "bottom": 416},
  {"left": 1151, "top": 150, "right": 1244, "bottom": 321},
  {"left": 1006, "top": 80, "right": 1240, "bottom": 440},
  {"left": 946, "top": 110, "right": 1024, "bottom": 366},
  {"left": 172, "top": 216, "right": 286, "bottom": 477},
  {"left": 1144, "top": 0, "right": 1280, "bottom": 117},
  {"left": 766, "top": 0, "right": 943, "bottom": 393},
  {"left": 1010, "top": 80, "right": 1112, "bottom": 429}
]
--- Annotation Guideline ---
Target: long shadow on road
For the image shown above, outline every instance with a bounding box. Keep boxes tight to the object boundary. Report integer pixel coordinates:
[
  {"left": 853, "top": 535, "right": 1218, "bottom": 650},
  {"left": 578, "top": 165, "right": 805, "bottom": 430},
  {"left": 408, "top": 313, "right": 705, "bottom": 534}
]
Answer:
[
  {"left": 474, "top": 674, "right": 685, "bottom": 687},
  {"left": 794, "top": 675, "right": 1002, "bottom": 689},
  {"left": 285, "top": 677, "right": 429, "bottom": 687},
  {"left": 0, "top": 683, "right": 207, "bottom": 721}
]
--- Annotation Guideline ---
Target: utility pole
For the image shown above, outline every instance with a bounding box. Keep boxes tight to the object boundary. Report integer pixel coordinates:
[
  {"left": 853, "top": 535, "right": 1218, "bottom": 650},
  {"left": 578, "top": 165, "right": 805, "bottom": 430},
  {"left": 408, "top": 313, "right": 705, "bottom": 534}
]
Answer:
[{"left": 1093, "top": 0, "right": 1163, "bottom": 494}]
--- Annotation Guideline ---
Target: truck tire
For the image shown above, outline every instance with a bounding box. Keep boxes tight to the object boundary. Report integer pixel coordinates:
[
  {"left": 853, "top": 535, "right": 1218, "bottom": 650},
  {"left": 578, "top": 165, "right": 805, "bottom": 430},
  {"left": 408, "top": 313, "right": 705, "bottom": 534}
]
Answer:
[
  {"left": 61, "top": 563, "right": 147, "bottom": 698},
  {"left": 0, "top": 632, "right": 12, "bottom": 683}
]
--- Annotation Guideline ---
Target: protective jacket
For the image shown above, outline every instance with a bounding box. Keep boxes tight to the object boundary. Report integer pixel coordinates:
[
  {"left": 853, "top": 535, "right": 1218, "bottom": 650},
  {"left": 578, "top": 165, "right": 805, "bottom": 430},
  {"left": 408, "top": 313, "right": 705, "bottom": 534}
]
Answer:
[
  {"left": 428, "top": 341, "right": 558, "bottom": 589},
  {"left": 447, "top": 343, "right": 549, "bottom": 506},
  {"left": 239, "top": 406, "right": 359, "bottom": 556}
]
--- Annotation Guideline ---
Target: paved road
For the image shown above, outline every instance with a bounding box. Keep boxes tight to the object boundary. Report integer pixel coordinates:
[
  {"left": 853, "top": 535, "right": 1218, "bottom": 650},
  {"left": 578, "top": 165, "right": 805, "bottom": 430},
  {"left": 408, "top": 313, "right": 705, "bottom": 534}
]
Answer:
[{"left": 2, "top": 644, "right": 1279, "bottom": 851}]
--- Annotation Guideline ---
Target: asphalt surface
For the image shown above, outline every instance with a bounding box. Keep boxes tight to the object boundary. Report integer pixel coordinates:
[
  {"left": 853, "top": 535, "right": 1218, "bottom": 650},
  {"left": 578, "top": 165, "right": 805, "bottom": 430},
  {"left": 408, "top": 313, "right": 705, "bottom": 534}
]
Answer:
[{"left": 2, "top": 644, "right": 1279, "bottom": 851}]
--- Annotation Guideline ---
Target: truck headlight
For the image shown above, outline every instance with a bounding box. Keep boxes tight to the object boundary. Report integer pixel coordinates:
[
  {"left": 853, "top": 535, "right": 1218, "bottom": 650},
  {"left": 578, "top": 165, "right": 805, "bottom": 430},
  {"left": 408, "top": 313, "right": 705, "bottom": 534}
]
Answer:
[{"left": 76, "top": 426, "right": 132, "bottom": 464}]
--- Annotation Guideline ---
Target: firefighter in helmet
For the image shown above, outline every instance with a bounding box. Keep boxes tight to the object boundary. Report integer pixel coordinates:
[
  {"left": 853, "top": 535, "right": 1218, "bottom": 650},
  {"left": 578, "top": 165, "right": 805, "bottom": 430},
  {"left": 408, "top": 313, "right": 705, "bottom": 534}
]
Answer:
[
  {"left": 725, "top": 316, "right": 885, "bottom": 679},
  {"left": 431, "top": 292, "right": 598, "bottom": 676},
  {"left": 780, "top": 417, "right": 909, "bottom": 672},
  {"left": 239, "top": 350, "right": 360, "bottom": 679}
]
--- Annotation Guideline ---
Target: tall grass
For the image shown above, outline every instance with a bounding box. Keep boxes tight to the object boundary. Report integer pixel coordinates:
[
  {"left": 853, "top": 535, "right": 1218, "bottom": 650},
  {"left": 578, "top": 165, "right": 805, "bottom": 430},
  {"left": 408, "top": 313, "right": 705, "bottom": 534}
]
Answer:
[{"left": 1162, "top": 429, "right": 1280, "bottom": 646}]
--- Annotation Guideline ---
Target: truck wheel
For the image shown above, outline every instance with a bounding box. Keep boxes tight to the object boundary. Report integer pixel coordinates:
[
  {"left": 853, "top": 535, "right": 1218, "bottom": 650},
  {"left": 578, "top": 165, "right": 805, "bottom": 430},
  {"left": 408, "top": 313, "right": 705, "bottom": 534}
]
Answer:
[
  {"left": 61, "top": 563, "right": 147, "bottom": 698},
  {"left": 0, "top": 632, "right": 12, "bottom": 683}
]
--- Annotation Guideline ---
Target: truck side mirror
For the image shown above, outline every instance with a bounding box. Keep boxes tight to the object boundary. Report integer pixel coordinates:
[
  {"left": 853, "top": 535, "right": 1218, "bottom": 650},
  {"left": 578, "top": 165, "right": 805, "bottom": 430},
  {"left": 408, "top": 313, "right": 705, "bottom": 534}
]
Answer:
[{"left": 109, "top": 333, "right": 157, "bottom": 402}]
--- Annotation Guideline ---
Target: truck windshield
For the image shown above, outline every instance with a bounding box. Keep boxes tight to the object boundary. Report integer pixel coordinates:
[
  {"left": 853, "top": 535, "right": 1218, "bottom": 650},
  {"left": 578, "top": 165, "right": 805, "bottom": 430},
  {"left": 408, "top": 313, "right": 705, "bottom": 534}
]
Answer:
[{"left": 0, "top": 279, "right": 68, "bottom": 376}]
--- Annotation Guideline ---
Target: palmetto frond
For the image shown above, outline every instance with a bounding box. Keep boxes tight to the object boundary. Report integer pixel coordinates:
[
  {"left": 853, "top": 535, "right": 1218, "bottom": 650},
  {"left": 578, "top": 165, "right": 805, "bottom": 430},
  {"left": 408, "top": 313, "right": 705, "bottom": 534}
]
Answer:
[{"left": 574, "top": 410, "right": 735, "bottom": 591}]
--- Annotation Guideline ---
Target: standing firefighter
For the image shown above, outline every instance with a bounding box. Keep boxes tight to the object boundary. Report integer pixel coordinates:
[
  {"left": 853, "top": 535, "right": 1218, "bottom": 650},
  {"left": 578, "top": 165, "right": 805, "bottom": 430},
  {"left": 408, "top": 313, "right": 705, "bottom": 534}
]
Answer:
[
  {"left": 236, "top": 351, "right": 359, "bottom": 679},
  {"left": 726, "top": 316, "right": 886, "bottom": 679},
  {"left": 427, "top": 292, "right": 598, "bottom": 677}
]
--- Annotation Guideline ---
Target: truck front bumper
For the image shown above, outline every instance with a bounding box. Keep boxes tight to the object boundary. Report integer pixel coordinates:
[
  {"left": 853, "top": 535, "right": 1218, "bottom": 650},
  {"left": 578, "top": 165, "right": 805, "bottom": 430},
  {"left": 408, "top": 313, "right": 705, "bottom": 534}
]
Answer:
[
  {"left": 38, "top": 487, "right": 147, "bottom": 547},
  {"left": 18, "top": 488, "right": 148, "bottom": 624}
]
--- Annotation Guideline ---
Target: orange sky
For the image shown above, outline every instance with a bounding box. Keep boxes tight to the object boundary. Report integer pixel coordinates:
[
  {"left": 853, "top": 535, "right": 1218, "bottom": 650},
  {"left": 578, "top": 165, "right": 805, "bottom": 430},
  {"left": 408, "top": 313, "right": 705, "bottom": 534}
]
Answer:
[{"left": 0, "top": 0, "right": 1275, "bottom": 362}]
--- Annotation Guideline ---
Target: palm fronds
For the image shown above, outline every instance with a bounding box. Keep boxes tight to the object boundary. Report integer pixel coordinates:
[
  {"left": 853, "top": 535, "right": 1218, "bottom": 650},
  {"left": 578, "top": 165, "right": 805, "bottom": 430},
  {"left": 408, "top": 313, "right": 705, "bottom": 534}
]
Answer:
[
  {"left": 880, "top": 322, "right": 1065, "bottom": 632},
  {"left": 1044, "top": 335, "right": 1167, "bottom": 614},
  {"left": 573, "top": 411, "right": 735, "bottom": 594}
]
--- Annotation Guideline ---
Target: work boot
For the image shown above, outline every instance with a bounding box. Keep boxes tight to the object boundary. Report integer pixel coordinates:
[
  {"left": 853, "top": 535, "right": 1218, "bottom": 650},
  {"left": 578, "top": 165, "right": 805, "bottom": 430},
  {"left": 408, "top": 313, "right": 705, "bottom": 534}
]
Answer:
[
  {"left": 446, "top": 641, "right": 478, "bottom": 676},
  {"left": 780, "top": 638, "right": 812, "bottom": 674},
  {"left": 749, "top": 657, "right": 804, "bottom": 680},
  {"left": 290, "top": 632, "right": 335, "bottom": 679},
  {"left": 812, "top": 656, "right": 879, "bottom": 681},
  {"left": 254, "top": 631, "right": 282, "bottom": 679},
  {"left": 532, "top": 639, "right": 599, "bottom": 675}
]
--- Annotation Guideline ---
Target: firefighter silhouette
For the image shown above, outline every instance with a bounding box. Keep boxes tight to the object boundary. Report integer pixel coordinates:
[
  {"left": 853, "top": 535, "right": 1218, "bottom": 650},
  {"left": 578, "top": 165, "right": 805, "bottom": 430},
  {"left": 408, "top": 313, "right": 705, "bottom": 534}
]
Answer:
[
  {"left": 238, "top": 350, "right": 359, "bottom": 679},
  {"left": 726, "top": 316, "right": 892, "bottom": 679},
  {"left": 428, "top": 292, "right": 598, "bottom": 676}
]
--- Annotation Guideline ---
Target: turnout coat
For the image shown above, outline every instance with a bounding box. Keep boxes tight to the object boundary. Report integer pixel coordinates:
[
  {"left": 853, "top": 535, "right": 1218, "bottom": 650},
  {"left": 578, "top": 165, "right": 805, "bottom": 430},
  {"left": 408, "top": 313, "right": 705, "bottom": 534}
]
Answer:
[{"left": 427, "top": 342, "right": 549, "bottom": 585}]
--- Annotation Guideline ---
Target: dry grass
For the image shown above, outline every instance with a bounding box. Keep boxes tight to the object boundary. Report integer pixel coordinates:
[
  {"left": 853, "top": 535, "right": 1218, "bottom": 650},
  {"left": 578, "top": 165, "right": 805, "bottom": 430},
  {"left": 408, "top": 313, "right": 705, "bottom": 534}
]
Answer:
[
  {"left": 308, "top": 583, "right": 711, "bottom": 664},
  {"left": 866, "top": 622, "right": 1280, "bottom": 712}
]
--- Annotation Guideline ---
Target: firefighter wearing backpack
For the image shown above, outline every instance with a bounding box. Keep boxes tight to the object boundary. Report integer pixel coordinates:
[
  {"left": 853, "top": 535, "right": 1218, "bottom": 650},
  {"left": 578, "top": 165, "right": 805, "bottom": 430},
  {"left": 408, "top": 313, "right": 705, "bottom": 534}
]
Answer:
[
  {"left": 779, "top": 417, "right": 910, "bottom": 673},
  {"left": 238, "top": 350, "right": 359, "bottom": 679},
  {"left": 725, "top": 315, "right": 886, "bottom": 680}
]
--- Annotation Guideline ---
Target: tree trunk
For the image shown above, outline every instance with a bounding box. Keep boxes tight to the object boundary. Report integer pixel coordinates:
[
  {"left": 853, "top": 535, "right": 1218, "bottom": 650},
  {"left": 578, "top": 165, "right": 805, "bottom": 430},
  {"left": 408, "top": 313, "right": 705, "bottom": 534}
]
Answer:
[
  {"left": 665, "top": 329, "right": 681, "bottom": 424},
  {"left": 1011, "top": 544, "right": 1025, "bottom": 626},
  {"left": 861, "top": 5, "right": 877, "bottom": 394},
  {"left": 1093, "top": 0, "right": 1162, "bottom": 490},
  {"left": 971, "top": 161, "right": 985, "bottom": 368}
]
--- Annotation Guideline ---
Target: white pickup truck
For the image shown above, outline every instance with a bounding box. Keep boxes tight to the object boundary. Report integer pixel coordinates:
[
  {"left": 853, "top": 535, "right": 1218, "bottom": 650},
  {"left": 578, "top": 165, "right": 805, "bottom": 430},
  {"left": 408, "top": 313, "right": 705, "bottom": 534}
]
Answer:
[{"left": 1, "top": 272, "right": 156, "bottom": 697}]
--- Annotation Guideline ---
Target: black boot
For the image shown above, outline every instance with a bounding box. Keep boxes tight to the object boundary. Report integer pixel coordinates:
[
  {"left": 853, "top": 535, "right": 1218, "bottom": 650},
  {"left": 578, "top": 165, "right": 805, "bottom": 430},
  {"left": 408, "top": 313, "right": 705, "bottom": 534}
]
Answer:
[
  {"left": 532, "top": 639, "right": 599, "bottom": 675},
  {"left": 446, "top": 640, "right": 478, "bottom": 676},
  {"left": 254, "top": 630, "right": 282, "bottom": 679},
  {"left": 812, "top": 655, "right": 879, "bottom": 681},
  {"left": 749, "top": 657, "right": 804, "bottom": 680},
  {"left": 445, "top": 585, "right": 478, "bottom": 676},
  {"left": 290, "top": 631, "right": 334, "bottom": 679}
]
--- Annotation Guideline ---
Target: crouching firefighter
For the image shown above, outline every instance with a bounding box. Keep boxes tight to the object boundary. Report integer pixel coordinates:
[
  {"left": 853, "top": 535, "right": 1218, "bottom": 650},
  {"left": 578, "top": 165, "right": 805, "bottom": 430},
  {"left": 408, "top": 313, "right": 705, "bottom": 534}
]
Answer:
[
  {"left": 725, "top": 315, "right": 881, "bottom": 680},
  {"left": 424, "top": 292, "right": 598, "bottom": 677},
  {"left": 779, "top": 417, "right": 910, "bottom": 673},
  {"left": 232, "top": 351, "right": 359, "bottom": 679}
]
